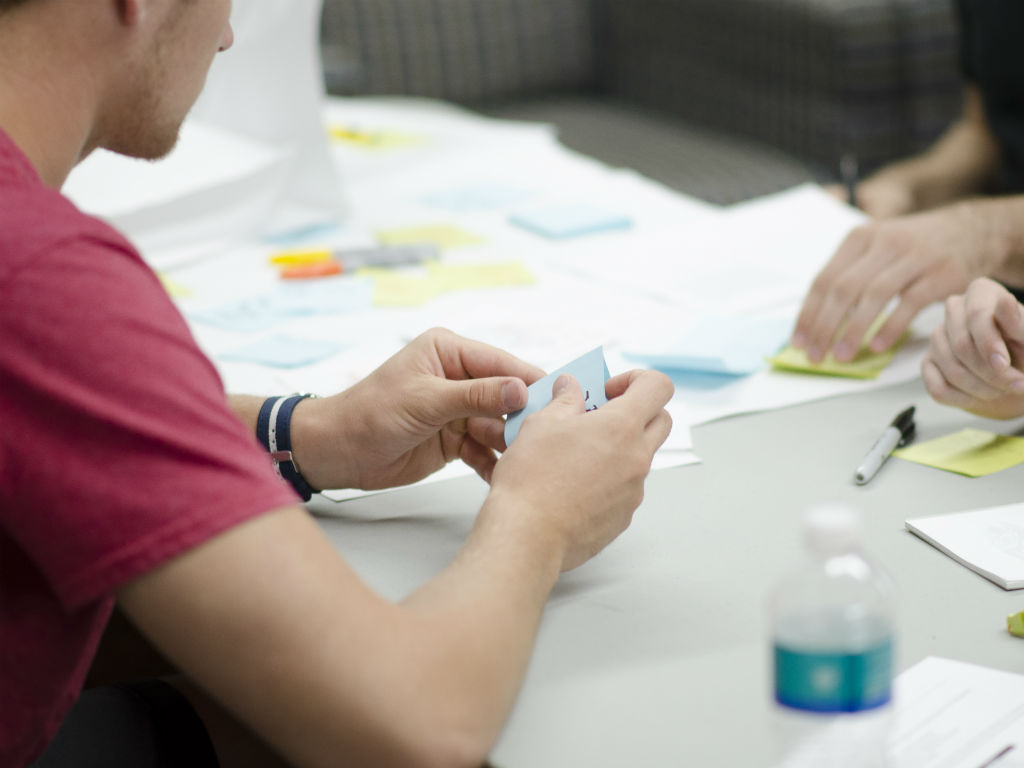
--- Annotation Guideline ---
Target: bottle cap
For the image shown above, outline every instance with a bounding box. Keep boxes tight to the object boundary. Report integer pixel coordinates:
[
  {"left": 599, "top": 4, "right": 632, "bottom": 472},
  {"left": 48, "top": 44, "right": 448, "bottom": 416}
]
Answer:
[{"left": 802, "top": 505, "right": 862, "bottom": 554}]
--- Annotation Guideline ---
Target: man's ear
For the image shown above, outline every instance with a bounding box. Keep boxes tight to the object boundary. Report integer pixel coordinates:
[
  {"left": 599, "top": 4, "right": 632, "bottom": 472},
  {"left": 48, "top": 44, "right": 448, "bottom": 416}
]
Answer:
[{"left": 115, "top": 0, "right": 144, "bottom": 27}]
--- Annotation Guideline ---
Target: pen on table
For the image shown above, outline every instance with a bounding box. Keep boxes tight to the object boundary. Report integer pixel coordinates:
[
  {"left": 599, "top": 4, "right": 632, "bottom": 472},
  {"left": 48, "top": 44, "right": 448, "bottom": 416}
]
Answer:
[
  {"left": 854, "top": 405, "right": 915, "bottom": 485},
  {"left": 271, "top": 243, "right": 438, "bottom": 279},
  {"left": 840, "top": 152, "right": 859, "bottom": 209},
  {"left": 975, "top": 744, "right": 1015, "bottom": 768}
]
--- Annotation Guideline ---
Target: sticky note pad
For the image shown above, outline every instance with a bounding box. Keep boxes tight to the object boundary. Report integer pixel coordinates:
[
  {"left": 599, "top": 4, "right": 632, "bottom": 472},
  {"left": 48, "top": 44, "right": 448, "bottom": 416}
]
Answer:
[
  {"left": 509, "top": 205, "right": 631, "bottom": 239},
  {"left": 1009, "top": 611, "right": 1024, "bottom": 638},
  {"left": 504, "top": 347, "right": 610, "bottom": 446},
  {"left": 368, "top": 262, "right": 535, "bottom": 307},
  {"left": 375, "top": 225, "right": 485, "bottom": 250},
  {"left": 771, "top": 315, "right": 906, "bottom": 379},
  {"left": 893, "top": 428, "right": 1024, "bottom": 478},
  {"left": 220, "top": 335, "right": 345, "bottom": 368},
  {"left": 190, "top": 297, "right": 288, "bottom": 333},
  {"left": 626, "top": 315, "right": 792, "bottom": 376}
]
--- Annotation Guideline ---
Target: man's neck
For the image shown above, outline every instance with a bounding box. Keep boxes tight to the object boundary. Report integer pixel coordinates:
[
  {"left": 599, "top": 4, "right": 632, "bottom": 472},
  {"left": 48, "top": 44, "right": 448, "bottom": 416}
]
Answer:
[{"left": 0, "top": 11, "right": 100, "bottom": 188}]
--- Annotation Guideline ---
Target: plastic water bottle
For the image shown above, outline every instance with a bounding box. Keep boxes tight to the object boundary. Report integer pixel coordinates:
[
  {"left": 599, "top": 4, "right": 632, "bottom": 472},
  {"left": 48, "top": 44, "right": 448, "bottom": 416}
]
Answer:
[{"left": 769, "top": 505, "right": 896, "bottom": 768}]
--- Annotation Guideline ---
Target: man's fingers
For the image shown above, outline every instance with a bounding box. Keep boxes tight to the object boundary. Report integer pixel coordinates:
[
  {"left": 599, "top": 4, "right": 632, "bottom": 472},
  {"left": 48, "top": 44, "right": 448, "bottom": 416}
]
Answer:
[
  {"left": 792, "top": 226, "right": 874, "bottom": 355},
  {"left": 929, "top": 321, "right": 1003, "bottom": 401},
  {"left": 459, "top": 436, "right": 498, "bottom": 484},
  {"left": 466, "top": 416, "right": 508, "bottom": 453},
  {"left": 922, "top": 358, "right": 974, "bottom": 410},
  {"left": 428, "top": 328, "right": 546, "bottom": 385},
  {"left": 643, "top": 410, "right": 673, "bottom": 454},
  {"left": 604, "top": 370, "right": 674, "bottom": 420}
]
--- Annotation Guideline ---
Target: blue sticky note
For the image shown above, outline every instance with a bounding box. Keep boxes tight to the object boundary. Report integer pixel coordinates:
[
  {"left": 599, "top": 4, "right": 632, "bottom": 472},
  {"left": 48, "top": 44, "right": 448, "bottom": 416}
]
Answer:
[
  {"left": 423, "top": 183, "right": 533, "bottom": 212},
  {"left": 624, "top": 315, "right": 792, "bottom": 376},
  {"left": 504, "top": 347, "right": 611, "bottom": 446},
  {"left": 220, "top": 335, "right": 345, "bottom": 368},
  {"left": 189, "top": 296, "right": 289, "bottom": 333},
  {"left": 272, "top": 277, "right": 375, "bottom": 316},
  {"left": 509, "top": 205, "right": 631, "bottom": 239}
]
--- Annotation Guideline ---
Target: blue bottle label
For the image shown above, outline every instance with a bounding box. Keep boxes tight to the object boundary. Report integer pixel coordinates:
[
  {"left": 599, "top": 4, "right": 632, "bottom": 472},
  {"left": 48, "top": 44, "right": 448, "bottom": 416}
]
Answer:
[{"left": 774, "top": 638, "right": 893, "bottom": 713}]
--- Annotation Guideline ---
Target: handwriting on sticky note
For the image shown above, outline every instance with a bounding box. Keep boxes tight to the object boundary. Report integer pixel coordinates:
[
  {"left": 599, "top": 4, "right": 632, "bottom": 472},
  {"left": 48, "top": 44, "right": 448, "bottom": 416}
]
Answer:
[
  {"left": 504, "top": 347, "right": 611, "bottom": 446},
  {"left": 894, "top": 428, "right": 1024, "bottom": 478}
]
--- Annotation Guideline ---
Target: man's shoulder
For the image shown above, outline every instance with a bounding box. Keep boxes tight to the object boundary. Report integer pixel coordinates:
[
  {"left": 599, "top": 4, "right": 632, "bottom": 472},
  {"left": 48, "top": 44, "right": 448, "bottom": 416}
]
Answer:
[{"left": 0, "top": 177, "right": 137, "bottom": 282}]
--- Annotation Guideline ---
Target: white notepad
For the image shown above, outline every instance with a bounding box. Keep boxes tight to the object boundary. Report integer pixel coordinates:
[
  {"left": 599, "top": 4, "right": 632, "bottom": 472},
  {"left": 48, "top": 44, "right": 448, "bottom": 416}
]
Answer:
[{"left": 906, "top": 503, "right": 1024, "bottom": 589}]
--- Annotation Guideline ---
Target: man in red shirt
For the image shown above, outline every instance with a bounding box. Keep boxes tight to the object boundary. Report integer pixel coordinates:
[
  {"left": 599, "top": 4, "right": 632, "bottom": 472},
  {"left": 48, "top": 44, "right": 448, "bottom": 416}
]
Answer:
[{"left": 0, "top": 1, "right": 674, "bottom": 767}]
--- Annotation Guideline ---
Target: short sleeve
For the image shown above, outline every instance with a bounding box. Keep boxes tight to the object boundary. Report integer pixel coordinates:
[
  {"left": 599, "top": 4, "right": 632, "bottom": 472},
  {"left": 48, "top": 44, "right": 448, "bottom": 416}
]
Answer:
[{"left": 0, "top": 233, "right": 297, "bottom": 609}]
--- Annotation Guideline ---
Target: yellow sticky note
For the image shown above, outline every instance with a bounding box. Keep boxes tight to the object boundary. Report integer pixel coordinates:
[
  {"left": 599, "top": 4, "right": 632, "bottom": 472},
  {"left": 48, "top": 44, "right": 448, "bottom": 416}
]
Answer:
[
  {"left": 375, "top": 225, "right": 485, "bottom": 251},
  {"left": 157, "top": 272, "right": 191, "bottom": 298},
  {"left": 770, "top": 316, "right": 905, "bottom": 379},
  {"left": 1008, "top": 611, "right": 1024, "bottom": 638},
  {"left": 893, "top": 428, "right": 1024, "bottom": 477},
  {"left": 327, "top": 125, "right": 422, "bottom": 149},
  {"left": 367, "top": 262, "right": 535, "bottom": 307}
]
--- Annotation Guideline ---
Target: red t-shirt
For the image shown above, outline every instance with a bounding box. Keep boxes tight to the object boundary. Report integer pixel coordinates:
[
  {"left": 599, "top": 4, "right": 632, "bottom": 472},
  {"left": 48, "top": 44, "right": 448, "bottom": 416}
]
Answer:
[{"left": 0, "top": 130, "right": 299, "bottom": 766}]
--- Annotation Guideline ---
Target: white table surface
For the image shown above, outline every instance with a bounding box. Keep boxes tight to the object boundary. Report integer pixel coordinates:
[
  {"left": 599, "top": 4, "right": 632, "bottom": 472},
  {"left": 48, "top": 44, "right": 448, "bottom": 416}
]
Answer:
[{"left": 308, "top": 376, "right": 1024, "bottom": 767}]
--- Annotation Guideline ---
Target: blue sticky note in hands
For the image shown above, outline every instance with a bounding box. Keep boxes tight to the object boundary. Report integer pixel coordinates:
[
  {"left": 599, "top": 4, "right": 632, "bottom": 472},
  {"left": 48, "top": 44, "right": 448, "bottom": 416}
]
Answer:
[
  {"left": 504, "top": 347, "right": 611, "bottom": 446},
  {"left": 220, "top": 335, "right": 345, "bottom": 368},
  {"left": 509, "top": 205, "right": 631, "bottom": 239}
]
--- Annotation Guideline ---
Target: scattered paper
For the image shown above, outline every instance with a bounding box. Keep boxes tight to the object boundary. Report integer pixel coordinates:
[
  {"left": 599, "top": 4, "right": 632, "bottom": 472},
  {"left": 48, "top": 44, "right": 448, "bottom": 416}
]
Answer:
[
  {"left": 369, "top": 262, "right": 535, "bottom": 307},
  {"left": 894, "top": 428, "right": 1024, "bottom": 478}
]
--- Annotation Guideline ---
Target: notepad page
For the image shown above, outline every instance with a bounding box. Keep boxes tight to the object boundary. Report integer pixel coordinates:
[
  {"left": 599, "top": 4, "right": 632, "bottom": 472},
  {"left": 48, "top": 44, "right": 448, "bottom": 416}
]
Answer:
[{"left": 906, "top": 503, "right": 1024, "bottom": 590}]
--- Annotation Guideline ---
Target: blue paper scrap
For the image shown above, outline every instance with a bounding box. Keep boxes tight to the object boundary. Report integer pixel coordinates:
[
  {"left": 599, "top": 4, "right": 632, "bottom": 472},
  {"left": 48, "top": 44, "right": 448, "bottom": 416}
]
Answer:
[
  {"left": 423, "top": 182, "right": 533, "bottom": 212},
  {"left": 509, "top": 204, "right": 631, "bottom": 239},
  {"left": 504, "top": 346, "right": 611, "bottom": 446},
  {"left": 219, "top": 335, "right": 345, "bottom": 368},
  {"left": 624, "top": 314, "right": 792, "bottom": 376},
  {"left": 190, "top": 278, "right": 375, "bottom": 333}
]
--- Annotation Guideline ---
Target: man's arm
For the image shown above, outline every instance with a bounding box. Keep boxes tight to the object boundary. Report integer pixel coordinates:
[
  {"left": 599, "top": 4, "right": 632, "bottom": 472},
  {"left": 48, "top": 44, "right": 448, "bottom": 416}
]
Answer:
[
  {"left": 837, "top": 85, "right": 1002, "bottom": 218},
  {"left": 120, "top": 370, "right": 673, "bottom": 768}
]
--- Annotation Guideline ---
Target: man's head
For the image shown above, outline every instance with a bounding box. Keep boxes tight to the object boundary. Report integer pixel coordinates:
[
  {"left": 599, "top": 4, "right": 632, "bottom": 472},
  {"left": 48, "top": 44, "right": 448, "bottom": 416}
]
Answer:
[{"left": 95, "top": 0, "right": 235, "bottom": 162}]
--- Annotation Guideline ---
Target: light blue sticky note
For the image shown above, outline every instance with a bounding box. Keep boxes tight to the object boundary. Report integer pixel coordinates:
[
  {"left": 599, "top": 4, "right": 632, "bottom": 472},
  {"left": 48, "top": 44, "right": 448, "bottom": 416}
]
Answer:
[
  {"left": 272, "top": 277, "right": 375, "bottom": 316},
  {"left": 505, "top": 347, "right": 611, "bottom": 446},
  {"left": 624, "top": 314, "right": 792, "bottom": 376},
  {"left": 190, "top": 296, "right": 288, "bottom": 333},
  {"left": 423, "top": 183, "right": 533, "bottom": 212},
  {"left": 509, "top": 205, "right": 632, "bottom": 239},
  {"left": 220, "top": 335, "right": 345, "bottom": 368}
]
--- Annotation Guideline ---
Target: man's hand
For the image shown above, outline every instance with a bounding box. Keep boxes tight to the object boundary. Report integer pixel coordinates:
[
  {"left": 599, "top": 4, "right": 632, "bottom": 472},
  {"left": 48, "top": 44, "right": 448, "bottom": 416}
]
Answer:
[
  {"left": 791, "top": 201, "right": 1010, "bottom": 363},
  {"left": 823, "top": 171, "right": 917, "bottom": 219},
  {"left": 485, "top": 369, "right": 673, "bottom": 572},
  {"left": 293, "top": 328, "right": 544, "bottom": 491},
  {"left": 922, "top": 277, "right": 1024, "bottom": 419}
]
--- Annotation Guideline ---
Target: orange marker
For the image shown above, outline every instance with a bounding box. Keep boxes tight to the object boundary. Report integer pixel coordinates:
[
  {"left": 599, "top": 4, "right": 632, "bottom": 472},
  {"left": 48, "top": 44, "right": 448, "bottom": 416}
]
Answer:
[{"left": 279, "top": 261, "right": 343, "bottom": 279}]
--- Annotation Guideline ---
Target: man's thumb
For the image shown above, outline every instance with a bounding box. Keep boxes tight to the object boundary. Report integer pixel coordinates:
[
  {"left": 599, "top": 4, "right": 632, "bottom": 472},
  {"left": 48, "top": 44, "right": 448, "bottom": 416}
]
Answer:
[{"left": 548, "top": 374, "right": 584, "bottom": 410}]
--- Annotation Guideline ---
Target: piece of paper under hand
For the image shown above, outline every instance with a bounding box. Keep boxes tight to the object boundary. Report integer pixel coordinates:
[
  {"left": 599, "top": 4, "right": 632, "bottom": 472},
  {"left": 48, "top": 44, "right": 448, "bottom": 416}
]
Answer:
[
  {"left": 770, "top": 315, "right": 905, "bottom": 380},
  {"left": 219, "top": 334, "right": 345, "bottom": 368},
  {"left": 906, "top": 502, "right": 1024, "bottom": 589},
  {"left": 504, "top": 347, "right": 610, "bottom": 446},
  {"left": 625, "top": 315, "right": 792, "bottom": 376},
  {"left": 893, "top": 428, "right": 1024, "bottom": 478}
]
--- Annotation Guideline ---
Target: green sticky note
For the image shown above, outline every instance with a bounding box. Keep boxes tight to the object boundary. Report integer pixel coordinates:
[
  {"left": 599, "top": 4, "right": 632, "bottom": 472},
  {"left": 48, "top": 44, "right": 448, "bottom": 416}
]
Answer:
[
  {"left": 893, "top": 428, "right": 1024, "bottom": 477},
  {"left": 1009, "top": 611, "right": 1024, "bottom": 638}
]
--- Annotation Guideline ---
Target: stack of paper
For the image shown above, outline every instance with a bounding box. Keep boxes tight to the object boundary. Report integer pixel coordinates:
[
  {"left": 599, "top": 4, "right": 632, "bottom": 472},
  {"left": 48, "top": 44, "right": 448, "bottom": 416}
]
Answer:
[{"left": 906, "top": 503, "right": 1024, "bottom": 589}]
